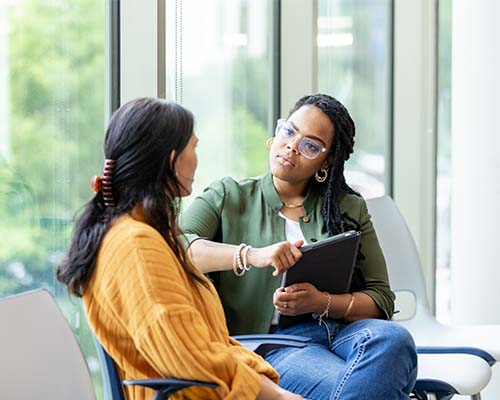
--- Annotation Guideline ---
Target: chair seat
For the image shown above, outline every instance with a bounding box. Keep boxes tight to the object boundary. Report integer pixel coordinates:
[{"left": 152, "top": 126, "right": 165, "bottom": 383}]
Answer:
[{"left": 417, "top": 353, "right": 492, "bottom": 395}]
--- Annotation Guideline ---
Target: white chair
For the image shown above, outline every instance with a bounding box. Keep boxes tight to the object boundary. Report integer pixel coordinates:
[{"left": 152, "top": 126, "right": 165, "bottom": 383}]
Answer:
[
  {"left": 0, "top": 289, "right": 216, "bottom": 400},
  {"left": 367, "top": 196, "right": 497, "bottom": 400},
  {"left": 0, "top": 289, "right": 96, "bottom": 400}
]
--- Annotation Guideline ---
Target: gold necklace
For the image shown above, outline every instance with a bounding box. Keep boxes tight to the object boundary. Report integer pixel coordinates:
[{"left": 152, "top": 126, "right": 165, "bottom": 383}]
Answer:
[{"left": 283, "top": 202, "right": 303, "bottom": 209}]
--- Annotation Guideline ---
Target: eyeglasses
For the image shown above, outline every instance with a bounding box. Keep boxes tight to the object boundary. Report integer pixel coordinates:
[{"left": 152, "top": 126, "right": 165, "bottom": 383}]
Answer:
[{"left": 275, "top": 119, "right": 327, "bottom": 160}]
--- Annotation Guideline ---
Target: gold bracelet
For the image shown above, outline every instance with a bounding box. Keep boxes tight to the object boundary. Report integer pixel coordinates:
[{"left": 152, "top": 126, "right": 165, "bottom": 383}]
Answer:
[{"left": 342, "top": 293, "right": 356, "bottom": 320}]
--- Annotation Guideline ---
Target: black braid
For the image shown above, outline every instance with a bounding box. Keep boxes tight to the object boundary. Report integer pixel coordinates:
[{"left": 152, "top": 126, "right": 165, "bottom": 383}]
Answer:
[
  {"left": 289, "top": 94, "right": 366, "bottom": 291},
  {"left": 288, "top": 94, "right": 360, "bottom": 236}
]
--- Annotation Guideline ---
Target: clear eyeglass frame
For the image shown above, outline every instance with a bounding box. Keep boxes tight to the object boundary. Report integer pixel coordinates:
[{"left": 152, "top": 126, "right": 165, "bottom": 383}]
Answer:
[{"left": 275, "top": 118, "right": 327, "bottom": 160}]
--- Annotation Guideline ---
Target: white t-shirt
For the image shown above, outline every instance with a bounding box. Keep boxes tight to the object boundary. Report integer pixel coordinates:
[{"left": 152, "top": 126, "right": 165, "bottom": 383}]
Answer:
[{"left": 271, "top": 212, "right": 308, "bottom": 326}]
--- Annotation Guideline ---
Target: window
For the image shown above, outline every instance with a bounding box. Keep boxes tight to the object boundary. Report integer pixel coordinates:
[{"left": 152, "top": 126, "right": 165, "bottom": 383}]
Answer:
[
  {"left": 164, "top": 0, "right": 276, "bottom": 201},
  {"left": 0, "top": 0, "right": 105, "bottom": 396},
  {"left": 1, "top": 2, "right": 394, "bottom": 397},
  {"left": 317, "top": 0, "right": 393, "bottom": 198}
]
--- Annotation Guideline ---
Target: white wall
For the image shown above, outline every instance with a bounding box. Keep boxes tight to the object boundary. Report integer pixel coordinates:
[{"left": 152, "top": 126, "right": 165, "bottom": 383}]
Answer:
[
  {"left": 450, "top": 0, "right": 500, "bottom": 326},
  {"left": 450, "top": 1, "right": 500, "bottom": 398}
]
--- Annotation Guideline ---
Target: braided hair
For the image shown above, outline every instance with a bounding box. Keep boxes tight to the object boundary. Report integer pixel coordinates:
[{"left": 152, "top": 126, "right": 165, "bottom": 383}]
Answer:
[{"left": 289, "top": 94, "right": 366, "bottom": 289}]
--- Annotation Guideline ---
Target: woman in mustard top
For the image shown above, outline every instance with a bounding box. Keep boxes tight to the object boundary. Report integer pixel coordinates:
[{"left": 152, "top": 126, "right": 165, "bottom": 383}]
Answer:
[{"left": 56, "top": 98, "right": 302, "bottom": 400}]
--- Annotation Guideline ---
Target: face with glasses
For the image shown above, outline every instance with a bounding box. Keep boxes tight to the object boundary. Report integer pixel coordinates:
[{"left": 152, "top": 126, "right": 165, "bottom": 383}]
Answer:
[
  {"left": 269, "top": 105, "right": 334, "bottom": 184},
  {"left": 275, "top": 119, "right": 327, "bottom": 159}
]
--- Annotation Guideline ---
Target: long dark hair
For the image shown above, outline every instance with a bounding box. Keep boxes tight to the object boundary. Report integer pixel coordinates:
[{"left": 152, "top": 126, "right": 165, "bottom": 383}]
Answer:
[
  {"left": 289, "top": 94, "right": 366, "bottom": 289},
  {"left": 57, "top": 97, "right": 208, "bottom": 296}
]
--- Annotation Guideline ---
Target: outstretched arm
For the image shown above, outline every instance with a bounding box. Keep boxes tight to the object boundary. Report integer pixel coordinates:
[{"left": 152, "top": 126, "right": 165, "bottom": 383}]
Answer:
[
  {"left": 188, "top": 238, "right": 304, "bottom": 276},
  {"left": 180, "top": 178, "right": 303, "bottom": 276}
]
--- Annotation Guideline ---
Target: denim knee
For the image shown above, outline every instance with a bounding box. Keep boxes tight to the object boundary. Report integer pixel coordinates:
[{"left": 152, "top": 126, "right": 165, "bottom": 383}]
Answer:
[
  {"left": 347, "top": 320, "right": 417, "bottom": 362},
  {"left": 369, "top": 320, "right": 414, "bottom": 346},
  {"left": 374, "top": 322, "right": 418, "bottom": 371},
  {"left": 384, "top": 323, "right": 416, "bottom": 353}
]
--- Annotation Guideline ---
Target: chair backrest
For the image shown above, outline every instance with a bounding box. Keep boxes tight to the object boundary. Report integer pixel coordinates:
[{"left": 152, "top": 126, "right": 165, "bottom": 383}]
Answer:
[
  {"left": 366, "top": 196, "right": 430, "bottom": 311},
  {"left": 0, "top": 289, "right": 96, "bottom": 400},
  {"left": 93, "top": 335, "right": 126, "bottom": 400}
]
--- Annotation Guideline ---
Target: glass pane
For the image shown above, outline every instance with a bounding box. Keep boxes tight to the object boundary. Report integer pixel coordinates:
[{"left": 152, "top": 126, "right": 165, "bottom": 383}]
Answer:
[
  {"left": 317, "top": 0, "right": 392, "bottom": 198},
  {"left": 435, "top": 0, "right": 452, "bottom": 323},
  {"left": 165, "top": 0, "right": 274, "bottom": 201},
  {"left": 0, "top": 0, "right": 105, "bottom": 397}
]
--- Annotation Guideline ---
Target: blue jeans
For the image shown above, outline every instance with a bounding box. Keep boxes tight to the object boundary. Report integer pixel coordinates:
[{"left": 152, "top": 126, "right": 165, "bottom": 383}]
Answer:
[{"left": 264, "top": 319, "right": 418, "bottom": 400}]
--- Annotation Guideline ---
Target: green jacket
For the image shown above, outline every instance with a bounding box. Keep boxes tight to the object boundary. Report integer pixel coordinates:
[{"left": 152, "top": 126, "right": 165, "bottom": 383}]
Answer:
[{"left": 180, "top": 172, "right": 395, "bottom": 335}]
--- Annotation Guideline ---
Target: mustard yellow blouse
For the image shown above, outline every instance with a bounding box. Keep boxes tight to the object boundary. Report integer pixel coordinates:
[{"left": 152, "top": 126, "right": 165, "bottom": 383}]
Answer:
[{"left": 83, "top": 215, "right": 278, "bottom": 400}]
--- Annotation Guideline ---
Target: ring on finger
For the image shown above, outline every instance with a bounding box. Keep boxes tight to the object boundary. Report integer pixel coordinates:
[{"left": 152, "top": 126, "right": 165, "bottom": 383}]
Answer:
[{"left": 284, "top": 301, "right": 288, "bottom": 308}]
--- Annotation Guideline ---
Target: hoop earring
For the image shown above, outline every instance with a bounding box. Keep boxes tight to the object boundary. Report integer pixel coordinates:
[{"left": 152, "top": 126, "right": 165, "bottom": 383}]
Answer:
[
  {"left": 315, "top": 168, "right": 328, "bottom": 183},
  {"left": 266, "top": 137, "right": 274, "bottom": 151}
]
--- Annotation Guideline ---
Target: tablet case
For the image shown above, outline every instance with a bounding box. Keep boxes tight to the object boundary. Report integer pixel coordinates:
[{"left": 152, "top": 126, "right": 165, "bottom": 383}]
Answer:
[{"left": 278, "top": 230, "right": 361, "bottom": 328}]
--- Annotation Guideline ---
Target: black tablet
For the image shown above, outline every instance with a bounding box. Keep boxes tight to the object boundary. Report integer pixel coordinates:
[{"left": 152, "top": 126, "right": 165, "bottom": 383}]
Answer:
[{"left": 278, "top": 230, "right": 361, "bottom": 328}]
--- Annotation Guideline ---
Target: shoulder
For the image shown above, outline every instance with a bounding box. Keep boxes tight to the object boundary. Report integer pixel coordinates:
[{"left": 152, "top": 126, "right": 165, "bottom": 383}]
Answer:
[
  {"left": 99, "top": 216, "right": 186, "bottom": 291},
  {"left": 90, "top": 216, "right": 199, "bottom": 323},
  {"left": 338, "top": 192, "right": 368, "bottom": 221},
  {"left": 103, "top": 215, "right": 171, "bottom": 258},
  {"left": 209, "top": 174, "right": 264, "bottom": 190},
  {"left": 202, "top": 174, "right": 266, "bottom": 199}
]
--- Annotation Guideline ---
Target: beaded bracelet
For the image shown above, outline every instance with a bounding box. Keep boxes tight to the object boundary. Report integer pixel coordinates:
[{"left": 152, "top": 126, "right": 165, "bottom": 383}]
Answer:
[
  {"left": 312, "top": 292, "right": 331, "bottom": 326},
  {"left": 232, "top": 243, "right": 246, "bottom": 276},
  {"left": 236, "top": 246, "right": 244, "bottom": 271},
  {"left": 241, "top": 245, "right": 253, "bottom": 271}
]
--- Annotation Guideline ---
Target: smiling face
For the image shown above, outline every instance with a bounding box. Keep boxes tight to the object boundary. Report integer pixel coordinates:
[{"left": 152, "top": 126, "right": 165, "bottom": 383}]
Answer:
[{"left": 269, "top": 105, "right": 334, "bottom": 185}]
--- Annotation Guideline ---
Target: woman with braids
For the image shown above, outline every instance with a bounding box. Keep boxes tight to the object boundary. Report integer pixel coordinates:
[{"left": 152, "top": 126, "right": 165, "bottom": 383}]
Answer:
[
  {"left": 181, "top": 94, "right": 418, "bottom": 399},
  {"left": 56, "top": 98, "right": 304, "bottom": 400}
]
